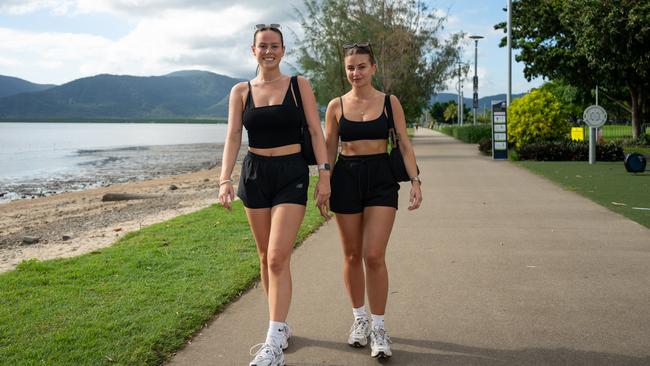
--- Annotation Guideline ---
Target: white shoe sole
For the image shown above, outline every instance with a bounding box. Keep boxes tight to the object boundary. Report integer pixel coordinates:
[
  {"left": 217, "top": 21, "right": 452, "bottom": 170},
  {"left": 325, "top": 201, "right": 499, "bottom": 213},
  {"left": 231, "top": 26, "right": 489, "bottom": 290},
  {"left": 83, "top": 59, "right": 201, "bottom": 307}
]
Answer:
[
  {"left": 371, "top": 350, "right": 392, "bottom": 358},
  {"left": 348, "top": 337, "right": 368, "bottom": 348}
]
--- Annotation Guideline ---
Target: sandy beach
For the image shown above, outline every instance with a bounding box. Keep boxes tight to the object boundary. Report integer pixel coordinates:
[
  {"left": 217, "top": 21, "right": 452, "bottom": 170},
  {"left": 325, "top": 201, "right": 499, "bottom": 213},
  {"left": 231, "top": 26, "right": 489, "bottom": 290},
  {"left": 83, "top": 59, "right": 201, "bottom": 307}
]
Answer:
[{"left": 0, "top": 165, "right": 241, "bottom": 273}]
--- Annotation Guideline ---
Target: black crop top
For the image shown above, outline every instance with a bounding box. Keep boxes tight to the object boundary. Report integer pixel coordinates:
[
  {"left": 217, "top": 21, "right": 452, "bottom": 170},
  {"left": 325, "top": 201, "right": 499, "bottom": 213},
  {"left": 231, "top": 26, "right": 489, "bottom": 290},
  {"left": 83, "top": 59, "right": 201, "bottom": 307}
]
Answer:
[
  {"left": 242, "top": 77, "right": 302, "bottom": 149},
  {"left": 338, "top": 95, "right": 390, "bottom": 142}
]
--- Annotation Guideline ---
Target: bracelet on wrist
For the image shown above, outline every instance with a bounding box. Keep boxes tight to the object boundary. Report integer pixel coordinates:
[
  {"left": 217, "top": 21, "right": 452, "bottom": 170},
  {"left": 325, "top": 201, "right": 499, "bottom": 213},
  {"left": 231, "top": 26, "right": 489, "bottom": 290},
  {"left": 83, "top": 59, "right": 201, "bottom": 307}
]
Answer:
[
  {"left": 219, "top": 179, "right": 233, "bottom": 186},
  {"left": 410, "top": 176, "right": 422, "bottom": 184}
]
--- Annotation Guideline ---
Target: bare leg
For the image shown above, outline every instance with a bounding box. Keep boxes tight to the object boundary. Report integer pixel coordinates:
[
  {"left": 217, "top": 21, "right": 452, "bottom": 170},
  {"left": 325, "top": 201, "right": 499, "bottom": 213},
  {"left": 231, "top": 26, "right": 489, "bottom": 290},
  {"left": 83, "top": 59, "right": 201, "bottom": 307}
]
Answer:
[
  {"left": 245, "top": 208, "right": 272, "bottom": 295},
  {"left": 335, "top": 213, "right": 365, "bottom": 308},
  {"left": 362, "top": 206, "right": 396, "bottom": 315},
  {"left": 267, "top": 203, "right": 305, "bottom": 321}
]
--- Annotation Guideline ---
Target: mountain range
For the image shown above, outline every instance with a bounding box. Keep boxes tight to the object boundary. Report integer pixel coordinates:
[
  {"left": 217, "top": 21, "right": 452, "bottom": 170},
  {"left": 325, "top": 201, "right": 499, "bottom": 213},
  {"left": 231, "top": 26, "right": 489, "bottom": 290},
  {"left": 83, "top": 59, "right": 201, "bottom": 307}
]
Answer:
[
  {"left": 0, "top": 71, "right": 525, "bottom": 119},
  {"left": 430, "top": 92, "right": 525, "bottom": 112},
  {"left": 0, "top": 75, "right": 55, "bottom": 98},
  {"left": 0, "top": 71, "right": 242, "bottom": 119}
]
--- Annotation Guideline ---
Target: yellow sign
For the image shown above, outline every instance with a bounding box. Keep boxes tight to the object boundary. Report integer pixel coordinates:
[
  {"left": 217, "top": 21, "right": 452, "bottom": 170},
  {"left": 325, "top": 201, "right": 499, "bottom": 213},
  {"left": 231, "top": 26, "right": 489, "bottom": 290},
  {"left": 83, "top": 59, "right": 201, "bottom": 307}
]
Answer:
[{"left": 571, "top": 127, "right": 584, "bottom": 141}]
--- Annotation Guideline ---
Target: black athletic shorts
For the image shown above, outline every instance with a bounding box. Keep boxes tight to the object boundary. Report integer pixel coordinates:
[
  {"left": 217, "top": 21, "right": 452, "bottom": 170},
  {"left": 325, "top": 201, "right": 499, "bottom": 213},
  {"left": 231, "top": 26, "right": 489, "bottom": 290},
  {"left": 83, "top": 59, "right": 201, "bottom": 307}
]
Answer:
[
  {"left": 237, "top": 152, "right": 309, "bottom": 208},
  {"left": 330, "top": 153, "right": 399, "bottom": 214}
]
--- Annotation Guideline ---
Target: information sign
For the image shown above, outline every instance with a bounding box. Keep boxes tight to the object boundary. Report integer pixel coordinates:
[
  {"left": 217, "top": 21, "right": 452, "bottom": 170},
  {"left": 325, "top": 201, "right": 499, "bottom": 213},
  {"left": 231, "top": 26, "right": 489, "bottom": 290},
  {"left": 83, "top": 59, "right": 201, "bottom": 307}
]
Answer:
[{"left": 491, "top": 101, "right": 508, "bottom": 160}]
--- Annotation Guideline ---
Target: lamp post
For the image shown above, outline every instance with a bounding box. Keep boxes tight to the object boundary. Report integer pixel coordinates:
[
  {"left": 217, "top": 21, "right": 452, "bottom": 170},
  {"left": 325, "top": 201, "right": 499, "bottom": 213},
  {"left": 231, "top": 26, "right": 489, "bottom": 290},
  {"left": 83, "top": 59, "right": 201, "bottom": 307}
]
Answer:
[
  {"left": 457, "top": 61, "right": 463, "bottom": 125},
  {"left": 469, "top": 35, "right": 484, "bottom": 125},
  {"left": 507, "top": 0, "right": 512, "bottom": 109}
]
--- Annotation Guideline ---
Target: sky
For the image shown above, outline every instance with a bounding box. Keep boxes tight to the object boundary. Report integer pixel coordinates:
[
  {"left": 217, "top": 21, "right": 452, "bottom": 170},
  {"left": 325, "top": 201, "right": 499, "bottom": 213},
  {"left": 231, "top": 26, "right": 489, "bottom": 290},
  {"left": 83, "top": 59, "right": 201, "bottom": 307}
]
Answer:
[{"left": 0, "top": 0, "right": 543, "bottom": 97}]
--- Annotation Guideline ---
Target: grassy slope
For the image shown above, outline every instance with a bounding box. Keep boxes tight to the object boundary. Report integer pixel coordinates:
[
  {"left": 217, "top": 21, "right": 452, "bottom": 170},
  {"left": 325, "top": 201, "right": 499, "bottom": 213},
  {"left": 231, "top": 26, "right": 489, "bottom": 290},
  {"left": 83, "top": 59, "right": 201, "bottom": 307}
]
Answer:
[{"left": 0, "top": 177, "right": 325, "bottom": 365}]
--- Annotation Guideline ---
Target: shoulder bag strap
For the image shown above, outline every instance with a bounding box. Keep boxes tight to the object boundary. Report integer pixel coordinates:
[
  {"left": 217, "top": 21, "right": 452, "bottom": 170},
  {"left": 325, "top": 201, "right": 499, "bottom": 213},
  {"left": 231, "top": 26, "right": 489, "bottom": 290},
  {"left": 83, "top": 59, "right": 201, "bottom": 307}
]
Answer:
[
  {"left": 290, "top": 76, "right": 308, "bottom": 128},
  {"left": 385, "top": 94, "right": 399, "bottom": 148}
]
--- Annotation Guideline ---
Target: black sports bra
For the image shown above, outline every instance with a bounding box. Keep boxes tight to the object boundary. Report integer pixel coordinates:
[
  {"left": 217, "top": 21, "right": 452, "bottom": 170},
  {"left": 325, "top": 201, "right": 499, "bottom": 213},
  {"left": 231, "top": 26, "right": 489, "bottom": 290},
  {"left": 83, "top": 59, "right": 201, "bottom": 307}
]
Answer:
[
  {"left": 338, "top": 95, "right": 390, "bottom": 142},
  {"left": 242, "top": 77, "right": 302, "bottom": 149}
]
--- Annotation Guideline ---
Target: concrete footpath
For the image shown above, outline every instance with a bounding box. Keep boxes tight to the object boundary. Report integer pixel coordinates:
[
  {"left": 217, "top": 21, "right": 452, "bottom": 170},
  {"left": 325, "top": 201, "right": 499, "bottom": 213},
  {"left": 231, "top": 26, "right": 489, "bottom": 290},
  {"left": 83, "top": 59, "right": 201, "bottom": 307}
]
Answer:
[{"left": 168, "top": 128, "right": 650, "bottom": 365}]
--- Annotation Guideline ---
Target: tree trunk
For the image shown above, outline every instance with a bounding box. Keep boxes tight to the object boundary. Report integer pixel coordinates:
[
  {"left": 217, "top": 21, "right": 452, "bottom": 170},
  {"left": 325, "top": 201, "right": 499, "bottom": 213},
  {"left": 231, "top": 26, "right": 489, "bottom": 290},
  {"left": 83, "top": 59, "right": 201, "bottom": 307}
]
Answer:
[{"left": 627, "top": 81, "right": 641, "bottom": 139}]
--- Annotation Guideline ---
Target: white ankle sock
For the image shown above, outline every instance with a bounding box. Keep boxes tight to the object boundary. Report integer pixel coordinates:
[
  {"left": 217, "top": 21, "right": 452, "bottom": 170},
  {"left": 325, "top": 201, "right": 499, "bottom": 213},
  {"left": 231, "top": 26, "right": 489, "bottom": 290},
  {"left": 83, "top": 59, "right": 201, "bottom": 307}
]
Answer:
[
  {"left": 352, "top": 305, "right": 368, "bottom": 319},
  {"left": 371, "top": 314, "right": 385, "bottom": 329},
  {"left": 265, "top": 321, "right": 286, "bottom": 348}
]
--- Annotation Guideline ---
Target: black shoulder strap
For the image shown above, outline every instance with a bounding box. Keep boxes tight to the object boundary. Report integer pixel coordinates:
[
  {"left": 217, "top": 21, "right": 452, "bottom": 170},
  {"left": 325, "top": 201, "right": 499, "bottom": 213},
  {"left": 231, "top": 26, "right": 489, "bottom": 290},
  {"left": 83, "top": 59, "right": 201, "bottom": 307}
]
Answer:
[
  {"left": 291, "top": 76, "right": 308, "bottom": 128},
  {"left": 245, "top": 81, "right": 254, "bottom": 108},
  {"left": 290, "top": 76, "right": 303, "bottom": 110},
  {"left": 384, "top": 94, "right": 394, "bottom": 129},
  {"left": 385, "top": 94, "right": 399, "bottom": 147},
  {"left": 339, "top": 97, "right": 344, "bottom": 118}
]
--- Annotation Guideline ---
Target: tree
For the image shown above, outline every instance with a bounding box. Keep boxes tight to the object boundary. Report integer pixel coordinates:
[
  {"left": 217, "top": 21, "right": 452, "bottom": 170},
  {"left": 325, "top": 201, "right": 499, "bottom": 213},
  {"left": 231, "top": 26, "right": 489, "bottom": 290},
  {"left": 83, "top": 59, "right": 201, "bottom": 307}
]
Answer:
[
  {"left": 496, "top": 0, "right": 650, "bottom": 138},
  {"left": 429, "top": 101, "right": 450, "bottom": 123},
  {"left": 539, "top": 80, "right": 589, "bottom": 122},
  {"left": 443, "top": 102, "right": 457, "bottom": 123},
  {"left": 508, "top": 89, "right": 570, "bottom": 148},
  {"left": 293, "top": 0, "right": 463, "bottom": 121}
]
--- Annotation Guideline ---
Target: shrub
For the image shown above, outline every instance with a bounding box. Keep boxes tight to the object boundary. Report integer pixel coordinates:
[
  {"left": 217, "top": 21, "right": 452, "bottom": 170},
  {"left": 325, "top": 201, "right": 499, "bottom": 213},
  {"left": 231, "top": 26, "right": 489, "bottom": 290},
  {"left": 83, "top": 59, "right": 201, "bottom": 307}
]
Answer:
[
  {"left": 437, "top": 125, "right": 491, "bottom": 143},
  {"left": 516, "top": 140, "right": 624, "bottom": 161},
  {"left": 478, "top": 137, "right": 492, "bottom": 155},
  {"left": 508, "top": 89, "right": 570, "bottom": 148},
  {"left": 455, "top": 125, "right": 492, "bottom": 143}
]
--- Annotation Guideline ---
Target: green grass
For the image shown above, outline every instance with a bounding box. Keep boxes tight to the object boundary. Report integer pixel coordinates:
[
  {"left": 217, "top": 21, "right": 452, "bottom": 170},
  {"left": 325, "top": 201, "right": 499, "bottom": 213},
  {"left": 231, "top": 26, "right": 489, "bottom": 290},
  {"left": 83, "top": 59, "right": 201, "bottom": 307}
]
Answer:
[
  {"left": 574, "top": 125, "right": 650, "bottom": 141},
  {"left": 601, "top": 125, "right": 650, "bottom": 139},
  {"left": 624, "top": 146, "right": 650, "bottom": 155},
  {"left": 517, "top": 161, "right": 650, "bottom": 229},
  {"left": 0, "top": 177, "right": 325, "bottom": 365}
]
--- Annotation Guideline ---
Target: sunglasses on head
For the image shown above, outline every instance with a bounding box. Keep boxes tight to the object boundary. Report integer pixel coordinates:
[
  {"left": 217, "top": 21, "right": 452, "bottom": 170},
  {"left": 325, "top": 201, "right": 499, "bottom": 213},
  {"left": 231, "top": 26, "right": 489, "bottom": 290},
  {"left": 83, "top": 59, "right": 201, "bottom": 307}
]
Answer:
[
  {"left": 343, "top": 42, "right": 371, "bottom": 50},
  {"left": 256, "top": 23, "right": 281, "bottom": 30}
]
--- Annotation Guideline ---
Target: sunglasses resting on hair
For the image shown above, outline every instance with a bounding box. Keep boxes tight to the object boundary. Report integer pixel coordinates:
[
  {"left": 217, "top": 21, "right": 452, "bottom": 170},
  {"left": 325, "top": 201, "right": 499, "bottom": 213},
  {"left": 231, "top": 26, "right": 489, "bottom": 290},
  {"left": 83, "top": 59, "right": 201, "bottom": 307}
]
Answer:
[{"left": 256, "top": 23, "right": 281, "bottom": 30}]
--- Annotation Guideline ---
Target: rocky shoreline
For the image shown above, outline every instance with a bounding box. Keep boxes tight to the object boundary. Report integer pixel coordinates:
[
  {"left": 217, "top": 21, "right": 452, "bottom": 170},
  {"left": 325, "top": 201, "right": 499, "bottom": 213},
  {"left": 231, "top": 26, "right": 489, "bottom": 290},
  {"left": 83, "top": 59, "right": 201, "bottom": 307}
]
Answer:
[
  {"left": 0, "top": 143, "right": 227, "bottom": 203},
  {"left": 0, "top": 144, "right": 249, "bottom": 273}
]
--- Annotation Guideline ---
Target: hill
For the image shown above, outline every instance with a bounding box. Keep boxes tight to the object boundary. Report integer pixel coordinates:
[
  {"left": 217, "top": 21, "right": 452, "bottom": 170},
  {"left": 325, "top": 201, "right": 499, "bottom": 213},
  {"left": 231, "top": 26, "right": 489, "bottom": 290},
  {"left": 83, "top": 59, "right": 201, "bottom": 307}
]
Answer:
[
  {"left": 0, "top": 70, "right": 243, "bottom": 119},
  {"left": 0, "top": 75, "right": 55, "bottom": 98},
  {"left": 431, "top": 92, "right": 526, "bottom": 111}
]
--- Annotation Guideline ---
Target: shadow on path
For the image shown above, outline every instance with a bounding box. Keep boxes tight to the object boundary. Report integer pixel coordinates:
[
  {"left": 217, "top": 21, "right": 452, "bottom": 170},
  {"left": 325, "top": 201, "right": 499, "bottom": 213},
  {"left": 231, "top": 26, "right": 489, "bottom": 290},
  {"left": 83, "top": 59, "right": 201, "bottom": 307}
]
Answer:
[{"left": 286, "top": 336, "right": 650, "bottom": 366}]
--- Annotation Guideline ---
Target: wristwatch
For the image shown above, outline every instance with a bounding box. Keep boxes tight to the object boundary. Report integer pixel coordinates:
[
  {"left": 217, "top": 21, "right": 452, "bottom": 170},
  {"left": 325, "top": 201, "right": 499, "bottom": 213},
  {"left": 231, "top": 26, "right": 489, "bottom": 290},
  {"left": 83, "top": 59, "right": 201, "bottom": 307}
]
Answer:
[
  {"left": 317, "top": 163, "right": 331, "bottom": 171},
  {"left": 410, "top": 176, "right": 422, "bottom": 184}
]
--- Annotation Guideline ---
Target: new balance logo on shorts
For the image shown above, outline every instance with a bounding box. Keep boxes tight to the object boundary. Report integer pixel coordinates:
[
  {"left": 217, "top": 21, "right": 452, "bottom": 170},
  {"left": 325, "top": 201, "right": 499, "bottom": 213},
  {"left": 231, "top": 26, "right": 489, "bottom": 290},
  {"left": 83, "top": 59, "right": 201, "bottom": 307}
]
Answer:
[{"left": 296, "top": 183, "right": 303, "bottom": 189}]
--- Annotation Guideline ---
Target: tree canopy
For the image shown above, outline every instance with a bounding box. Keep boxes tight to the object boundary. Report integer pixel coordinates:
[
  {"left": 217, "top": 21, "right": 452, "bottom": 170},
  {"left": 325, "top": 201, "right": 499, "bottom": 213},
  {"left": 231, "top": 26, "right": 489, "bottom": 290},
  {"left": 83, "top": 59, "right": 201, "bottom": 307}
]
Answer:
[
  {"left": 293, "top": 0, "right": 463, "bottom": 121},
  {"left": 496, "top": 0, "right": 650, "bottom": 138}
]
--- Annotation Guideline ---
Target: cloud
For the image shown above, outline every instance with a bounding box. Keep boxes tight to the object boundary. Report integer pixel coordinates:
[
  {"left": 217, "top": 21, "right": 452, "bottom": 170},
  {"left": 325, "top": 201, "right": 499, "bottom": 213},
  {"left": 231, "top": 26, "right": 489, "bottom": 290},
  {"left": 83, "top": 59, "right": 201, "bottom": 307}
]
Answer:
[
  {"left": 0, "top": 2, "right": 304, "bottom": 84},
  {"left": 0, "top": 0, "right": 75, "bottom": 15}
]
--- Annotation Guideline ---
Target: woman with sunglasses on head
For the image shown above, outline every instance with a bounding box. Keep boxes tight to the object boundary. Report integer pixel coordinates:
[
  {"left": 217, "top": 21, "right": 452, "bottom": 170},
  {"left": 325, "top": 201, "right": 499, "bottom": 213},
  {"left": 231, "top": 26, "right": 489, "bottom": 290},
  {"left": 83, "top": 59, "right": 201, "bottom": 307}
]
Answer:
[
  {"left": 324, "top": 42, "right": 422, "bottom": 359},
  {"left": 219, "top": 23, "right": 331, "bottom": 366}
]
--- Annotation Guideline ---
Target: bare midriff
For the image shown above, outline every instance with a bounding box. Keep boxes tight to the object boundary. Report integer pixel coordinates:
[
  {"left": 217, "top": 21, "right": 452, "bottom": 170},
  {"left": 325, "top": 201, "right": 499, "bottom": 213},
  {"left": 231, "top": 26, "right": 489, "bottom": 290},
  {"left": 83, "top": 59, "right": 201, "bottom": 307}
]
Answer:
[
  {"left": 249, "top": 143, "right": 301, "bottom": 156},
  {"left": 340, "top": 139, "right": 388, "bottom": 156}
]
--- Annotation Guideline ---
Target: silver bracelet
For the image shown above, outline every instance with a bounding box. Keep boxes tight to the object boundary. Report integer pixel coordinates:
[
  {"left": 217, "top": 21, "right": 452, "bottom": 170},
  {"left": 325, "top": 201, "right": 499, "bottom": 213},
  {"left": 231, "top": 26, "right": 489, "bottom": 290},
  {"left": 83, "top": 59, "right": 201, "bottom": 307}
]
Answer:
[{"left": 219, "top": 179, "right": 233, "bottom": 186}]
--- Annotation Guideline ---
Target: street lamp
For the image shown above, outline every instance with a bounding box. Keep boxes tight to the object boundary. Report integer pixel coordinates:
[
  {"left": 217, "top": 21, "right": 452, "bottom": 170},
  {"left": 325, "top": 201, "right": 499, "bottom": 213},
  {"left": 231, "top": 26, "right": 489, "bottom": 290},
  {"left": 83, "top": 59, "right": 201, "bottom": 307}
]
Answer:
[
  {"left": 469, "top": 35, "right": 484, "bottom": 125},
  {"left": 456, "top": 61, "right": 464, "bottom": 125},
  {"left": 507, "top": 0, "right": 512, "bottom": 109}
]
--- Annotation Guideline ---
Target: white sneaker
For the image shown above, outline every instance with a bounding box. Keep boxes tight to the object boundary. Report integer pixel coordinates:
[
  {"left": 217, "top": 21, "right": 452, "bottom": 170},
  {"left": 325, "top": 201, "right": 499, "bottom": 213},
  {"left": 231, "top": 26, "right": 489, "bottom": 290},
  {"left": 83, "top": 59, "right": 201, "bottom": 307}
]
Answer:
[
  {"left": 249, "top": 343, "right": 284, "bottom": 366},
  {"left": 348, "top": 317, "right": 370, "bottom": 347},
  {"left": 279, "top": 323, "right": 291, "bottom": 350},
  {"left": 370, "top": 327, "right": 392, "bottom": 358}
]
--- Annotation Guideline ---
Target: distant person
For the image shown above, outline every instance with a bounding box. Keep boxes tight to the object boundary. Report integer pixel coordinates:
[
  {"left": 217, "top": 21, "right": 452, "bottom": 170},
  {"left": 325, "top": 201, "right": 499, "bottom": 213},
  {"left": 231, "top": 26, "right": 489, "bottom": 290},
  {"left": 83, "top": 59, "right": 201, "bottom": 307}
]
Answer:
[
  {"left": 324, "top": 42, "right": 422, "bottom": 359},
  {"left": 218, "top": 23, "right": 331, "bottom": 366},
  {"left": 415, "top": 123, "right": 419, "bottom": 131}
]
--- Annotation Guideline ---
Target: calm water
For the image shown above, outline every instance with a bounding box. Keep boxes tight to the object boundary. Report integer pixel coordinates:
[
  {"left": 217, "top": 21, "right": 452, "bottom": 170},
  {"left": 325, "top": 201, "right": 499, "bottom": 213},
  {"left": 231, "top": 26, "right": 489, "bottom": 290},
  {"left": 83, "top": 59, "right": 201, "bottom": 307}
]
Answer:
[
  {"left": 0, "top": 122, "right": 234, "bottom": 180},
  {"left": 0, "top": 122, "right": 243, "bottom": 201}
]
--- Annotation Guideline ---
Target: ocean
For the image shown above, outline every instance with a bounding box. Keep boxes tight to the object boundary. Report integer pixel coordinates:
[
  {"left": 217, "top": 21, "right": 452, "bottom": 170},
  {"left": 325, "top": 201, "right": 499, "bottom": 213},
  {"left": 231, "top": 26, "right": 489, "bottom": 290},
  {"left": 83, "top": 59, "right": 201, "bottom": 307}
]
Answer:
[{"left": 0, "top": 122, "right": 243, "bottom": 202}]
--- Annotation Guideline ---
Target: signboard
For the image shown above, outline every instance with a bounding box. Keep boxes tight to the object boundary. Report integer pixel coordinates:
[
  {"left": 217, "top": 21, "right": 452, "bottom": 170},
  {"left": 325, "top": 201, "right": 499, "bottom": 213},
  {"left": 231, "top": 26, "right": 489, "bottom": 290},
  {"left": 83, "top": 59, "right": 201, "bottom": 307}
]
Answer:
[
  {"left": 473, "top": 92, "right": 479, "bottom": 109},
  {"left": 583, "top": 105, "right": 607, "bottom": 128},
  {"left": 492, "top": 101, "right": 508, "bottom": 160},
  {"left": 473, "top": 76, "right": 478, "bottom": 91},
  {"left": 583, "top": 104, "right": 607, "bottom": 164},
  {"left": 571, "top": 127, "right": 584, "bottom": 141}
]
